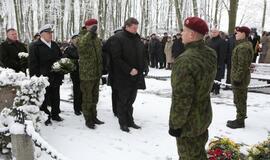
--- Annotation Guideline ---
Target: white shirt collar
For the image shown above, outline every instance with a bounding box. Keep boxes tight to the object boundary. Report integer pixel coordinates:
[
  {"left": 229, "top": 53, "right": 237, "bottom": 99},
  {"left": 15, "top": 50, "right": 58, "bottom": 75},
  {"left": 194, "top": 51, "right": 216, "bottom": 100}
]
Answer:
[{"left": 40, "top": 38, "right": 52, "bottom": 48}]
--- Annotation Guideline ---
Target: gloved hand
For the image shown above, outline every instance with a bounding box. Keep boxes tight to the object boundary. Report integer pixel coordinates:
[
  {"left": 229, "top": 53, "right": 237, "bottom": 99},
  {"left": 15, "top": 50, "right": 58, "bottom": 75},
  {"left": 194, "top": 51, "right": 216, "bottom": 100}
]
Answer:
[
  {"left": 233, "top": 81, "right": 241, "bottom": 86},
  {"left": 168, "top": 128, "right": 182, "bottom": 137}
]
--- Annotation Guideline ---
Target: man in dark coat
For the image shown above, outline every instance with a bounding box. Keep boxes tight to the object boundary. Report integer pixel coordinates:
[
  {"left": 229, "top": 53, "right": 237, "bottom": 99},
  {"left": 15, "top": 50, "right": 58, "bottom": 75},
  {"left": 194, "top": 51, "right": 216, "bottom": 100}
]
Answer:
[
  {"left": 63, "top": 34, "right": 82, "bottom": 116},
  {"left": 160, "top": 32, "right": 168, "bottom": 68},
  {"left": 172, "top": 33, "right": 185, "bottom": 59},
  {"left": 148, "top": 33, "right": 161, "bottom": 68},
  {"left": 110, "top": 17, "right": 148, "bottom": 132},
  {"left": 29, "top": 24, "right": 64, "bottom": 125},
  {"left": 248, "top": 28, "right": 260, "bottom": 63},
  {"left": 207, "top": 28, "right": 226, "bottom": 95},
  {"left": 0, "top": 28, "right": 27, "bottom": 72},
  {"left": 224, "top": 29, "right": 237, "bottom": 88},
  {"left": 102, "top": 29, "right": 122, "bottom": 117}
]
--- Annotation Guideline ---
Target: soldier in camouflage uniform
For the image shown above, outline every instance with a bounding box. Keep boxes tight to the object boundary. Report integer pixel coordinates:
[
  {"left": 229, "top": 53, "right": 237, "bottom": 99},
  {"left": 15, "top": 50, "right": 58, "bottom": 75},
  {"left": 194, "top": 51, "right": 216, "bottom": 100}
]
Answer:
[
  {"left": 227, "top": 26, "right": 254, "bottom": 129},
  {"left": 78, "top": 19, "right": 104, "bottom": 129},
  {"left": 168, "top": 17, "right": 217, "bottom": 160}
]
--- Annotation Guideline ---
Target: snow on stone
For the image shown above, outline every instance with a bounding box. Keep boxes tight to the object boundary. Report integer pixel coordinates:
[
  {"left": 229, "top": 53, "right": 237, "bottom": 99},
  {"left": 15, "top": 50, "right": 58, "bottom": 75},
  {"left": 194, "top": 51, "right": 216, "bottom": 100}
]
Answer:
[
  {"left": 0, "top": 67, "right": 27, "bottom": 86},
  {"left": 9, "top": 123, "right": 25, "bottom": 135}
]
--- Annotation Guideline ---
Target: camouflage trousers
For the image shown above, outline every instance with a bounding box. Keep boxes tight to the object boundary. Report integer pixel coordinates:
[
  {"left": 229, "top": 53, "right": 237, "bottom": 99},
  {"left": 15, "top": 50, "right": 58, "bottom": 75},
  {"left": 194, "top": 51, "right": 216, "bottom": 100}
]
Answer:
[
  {"left": 80, "top": 80, "right": 99, "bottom": 123},
  {"left": 176, "top": 130, "right": 208, "bottom": 160},
  {"left": 232, "top": 87, "right": 248, "bottom": 120}
]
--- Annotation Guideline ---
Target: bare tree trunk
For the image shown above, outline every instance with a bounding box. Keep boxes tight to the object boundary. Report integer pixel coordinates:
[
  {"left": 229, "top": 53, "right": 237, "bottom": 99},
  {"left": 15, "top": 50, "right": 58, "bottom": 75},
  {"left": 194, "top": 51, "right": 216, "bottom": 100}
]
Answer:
[
  {"left": 214, "top": 0, "right": 219, "bottom": 26},
  {"left": 124, "top": 0, "right": 129, "bottom": 21},
  {"left": 104, "top": 0, "right": 108, "bottom": 37},
  {"left": 13, "top": 0, "right": 21, "bottom": 40},
  {"left": 192, "top": 0, "right": 198, "bottom": 16},
  {"left": 19, "top": 0, "right": 25, "bottom": 41},
  {"left": 128, "top": 0, "right": 131, "bottom": 18},
  {"left": 262, "top": 0, "right": 267, "bottom": 31},
  {"left": 167, "top": 0, "right": 172, "bottom": 31},
  {"left": 228, "top": 0, "right": 239, "bottom": 34},
  {"left": 174, "top": 0, "right": 183, "bottom": 30},
  {"left": 144, "top": 0, "right": 149, "bottom": 36},
  {"left": 70, "top": 0, "right": 75, "bottom": 34},
  {"left": 98, "top": 0, "right": 105, "bottom": 39},
  {"left": 155, "top": 0, "right": 159, "bottom": 32},
  {"left": 140, "top": 0, "right": 145, "bottom": 36}
]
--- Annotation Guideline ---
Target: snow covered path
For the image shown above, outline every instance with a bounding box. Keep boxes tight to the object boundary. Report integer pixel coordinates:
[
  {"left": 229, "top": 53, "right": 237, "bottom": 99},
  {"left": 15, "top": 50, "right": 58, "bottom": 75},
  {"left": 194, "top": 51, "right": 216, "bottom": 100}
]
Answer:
[{"left": 37, "top": 69, "right": 270, "bottom": 160}]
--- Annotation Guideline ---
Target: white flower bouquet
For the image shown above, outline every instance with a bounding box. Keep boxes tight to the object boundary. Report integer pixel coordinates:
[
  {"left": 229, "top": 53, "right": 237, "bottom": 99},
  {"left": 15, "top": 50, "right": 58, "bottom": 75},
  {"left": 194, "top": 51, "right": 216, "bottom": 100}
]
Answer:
[
  {"left": 247, "top": 137, "right": 270, "bottom": 160},
  {"left": 51, "top": 58, "right": 76, "bottom": 74},
  {"left": 18, "top": 52, "right": 29, "bottom": 59}
]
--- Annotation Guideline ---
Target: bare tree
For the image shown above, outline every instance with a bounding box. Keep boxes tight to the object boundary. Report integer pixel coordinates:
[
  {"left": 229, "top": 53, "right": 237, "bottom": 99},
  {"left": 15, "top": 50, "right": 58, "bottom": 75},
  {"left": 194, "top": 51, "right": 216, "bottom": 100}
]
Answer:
[
  {"left": 262, "top": 0, "right": 267, "bottom": 31},
  {"left": 228, "top": 0, "right": 239, "bottom": 34},
  {"left": 192, "top": 0, "right": 198, "bottom": 16},
  {"left": 13, "top": 0, "right": 21, "bottom": 39},
  {"left": 174, "top": 0, "right": 183, "bottom": 30}
]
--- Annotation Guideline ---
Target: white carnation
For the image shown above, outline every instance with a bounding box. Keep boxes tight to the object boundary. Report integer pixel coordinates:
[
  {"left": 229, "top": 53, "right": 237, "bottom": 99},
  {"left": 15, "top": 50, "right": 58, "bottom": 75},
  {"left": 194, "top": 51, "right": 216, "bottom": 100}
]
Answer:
[{"left": 52, "top": 62, "right": 61, "bottom": 69}]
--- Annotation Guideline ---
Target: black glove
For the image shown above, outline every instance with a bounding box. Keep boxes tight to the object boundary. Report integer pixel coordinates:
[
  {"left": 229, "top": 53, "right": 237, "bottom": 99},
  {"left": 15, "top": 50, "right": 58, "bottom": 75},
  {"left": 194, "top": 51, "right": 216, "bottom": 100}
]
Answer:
[
  {"left": 143, "top": 67, "right": 149, "bottom": 77},
  {"left": 233, "top": 81, "right": 241, "bottom": 86},
  {"left": 168, "top": 128, "right": 182, "bottom": 137}
]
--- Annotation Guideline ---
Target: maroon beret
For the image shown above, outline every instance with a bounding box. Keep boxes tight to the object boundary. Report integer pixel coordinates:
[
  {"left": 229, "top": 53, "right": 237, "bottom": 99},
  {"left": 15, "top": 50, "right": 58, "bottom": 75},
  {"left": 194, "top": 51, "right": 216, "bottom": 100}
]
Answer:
[
  {"left": 236, "top": 26, "right": 250, "bottom": 36},
  {"left": 184, "top": 17, "right": 209, "bottom": 35},
  {"left": 85, "top": 19, "right": 98, "bottom": 27}
]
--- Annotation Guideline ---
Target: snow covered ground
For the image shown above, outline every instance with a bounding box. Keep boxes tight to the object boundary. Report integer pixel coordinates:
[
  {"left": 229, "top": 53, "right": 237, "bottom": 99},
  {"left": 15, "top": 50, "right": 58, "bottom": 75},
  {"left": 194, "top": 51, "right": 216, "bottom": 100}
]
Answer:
[{"left": 25, "top": 68, "right": 270, "bottom": 159}]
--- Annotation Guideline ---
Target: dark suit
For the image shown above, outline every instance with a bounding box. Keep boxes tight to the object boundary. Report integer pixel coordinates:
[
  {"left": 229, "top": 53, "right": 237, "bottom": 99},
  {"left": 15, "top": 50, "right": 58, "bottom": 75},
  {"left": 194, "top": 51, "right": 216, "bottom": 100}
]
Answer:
[
  {"left": 29, "top": 39, "right": 64, "bottom": 118},
  {"left": 110, "top": 29, "right": 148, "bottom": 127},
  {"left": 63, "top": 44, "right": 82, "bottom": 113},
  {"left": 0, "top": 39, "right": 27, "bottom": 72}
]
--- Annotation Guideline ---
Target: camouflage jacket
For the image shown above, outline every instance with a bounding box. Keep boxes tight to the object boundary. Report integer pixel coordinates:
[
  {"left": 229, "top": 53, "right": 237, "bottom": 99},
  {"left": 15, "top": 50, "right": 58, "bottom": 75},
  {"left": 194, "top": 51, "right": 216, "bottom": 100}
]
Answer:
[
  {"left": 78, "top": 32, "right": 103, "bottom": 80},
  {"left": 231, "top": 39, "right": 254, "bottom": 88},
  {"left": 169, "top": 40, "right": 217, "bottom": 137}
]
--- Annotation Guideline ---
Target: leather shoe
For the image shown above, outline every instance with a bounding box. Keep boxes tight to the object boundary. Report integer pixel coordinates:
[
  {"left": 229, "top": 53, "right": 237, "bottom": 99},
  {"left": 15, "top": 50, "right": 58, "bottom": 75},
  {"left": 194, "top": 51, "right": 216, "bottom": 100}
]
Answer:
[
  {"left": 74, "top": 111, "right": 82, "bottom": 116},
  {"left": 51, "top": 115, "right": 64, "bottom": 122},
  {"left": 86, "top": 121, "right": 96, "bottom": 129},
  {"left": 94, "top": 118, "right": 105, "bottom": 125},
  {"left": 129, "top": 123, "right": 141, "bottom": 129},
  {"left": 45, "top": 118, "right": 52, "bottom": 126},
  {"left": 120, "top": 125, "right": 130, "bottom": 132}
]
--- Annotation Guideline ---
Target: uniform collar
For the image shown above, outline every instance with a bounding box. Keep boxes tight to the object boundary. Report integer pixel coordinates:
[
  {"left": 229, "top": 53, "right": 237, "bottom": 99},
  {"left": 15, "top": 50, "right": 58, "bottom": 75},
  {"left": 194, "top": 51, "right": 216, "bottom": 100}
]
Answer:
[
  {"left": 185, "top": 39, "right": 204, "bottom": 49},
  {"left": 236, "top": 38, "right": 248, "bottom": 46}
]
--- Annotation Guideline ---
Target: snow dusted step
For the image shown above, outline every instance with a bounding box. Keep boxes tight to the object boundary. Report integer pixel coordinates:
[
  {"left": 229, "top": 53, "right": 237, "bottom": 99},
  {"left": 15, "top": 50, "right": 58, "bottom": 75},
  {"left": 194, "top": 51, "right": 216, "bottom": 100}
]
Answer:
[{"left": 251, "top": 63, "right": 270, "bottom": 81}]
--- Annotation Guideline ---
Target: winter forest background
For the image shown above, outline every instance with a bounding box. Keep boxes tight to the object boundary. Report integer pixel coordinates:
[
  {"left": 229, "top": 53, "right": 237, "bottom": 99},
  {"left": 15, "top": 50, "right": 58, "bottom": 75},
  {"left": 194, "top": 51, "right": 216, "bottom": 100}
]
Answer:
[{"left": 0, "top": 0, "right": 269, "bottom": 42}]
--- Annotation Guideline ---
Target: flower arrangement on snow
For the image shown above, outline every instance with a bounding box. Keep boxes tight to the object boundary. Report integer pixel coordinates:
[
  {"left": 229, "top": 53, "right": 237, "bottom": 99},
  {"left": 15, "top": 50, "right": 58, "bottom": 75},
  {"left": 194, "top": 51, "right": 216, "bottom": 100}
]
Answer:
[
  {"left": 207, "top": 137, "right": 241, "bottom": 160},
  {"left": 247, "top": 137, "right": 270, "bottom": 160},
  {"left": 0, "top": 67, "right": 49, "bottom": 154},
  {"left": 51, "top": 58, "right": 76, "bottom": 74}
]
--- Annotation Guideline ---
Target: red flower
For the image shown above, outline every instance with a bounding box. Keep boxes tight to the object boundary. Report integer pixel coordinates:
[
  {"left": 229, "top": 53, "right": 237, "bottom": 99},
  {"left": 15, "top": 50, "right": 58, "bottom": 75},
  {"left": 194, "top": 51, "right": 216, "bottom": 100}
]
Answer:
[
  {"left": 214, "top": 148, "right": 223, "bottom": 156},
  {"left": 208, "top": 150, "right": 215, "bottom": 155},
  {"left": 224, "top": 151, "right": 232, "bottom": 159},
  {"left": 209, "top": 157, "right": 217, "bottom": 160}
]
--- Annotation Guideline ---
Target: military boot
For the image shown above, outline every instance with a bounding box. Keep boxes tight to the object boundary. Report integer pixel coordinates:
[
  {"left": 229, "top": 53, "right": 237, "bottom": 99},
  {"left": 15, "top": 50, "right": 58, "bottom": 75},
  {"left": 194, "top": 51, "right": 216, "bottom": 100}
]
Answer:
[{"left": 226, "top": 119, "right": 245, "bottom": 129}]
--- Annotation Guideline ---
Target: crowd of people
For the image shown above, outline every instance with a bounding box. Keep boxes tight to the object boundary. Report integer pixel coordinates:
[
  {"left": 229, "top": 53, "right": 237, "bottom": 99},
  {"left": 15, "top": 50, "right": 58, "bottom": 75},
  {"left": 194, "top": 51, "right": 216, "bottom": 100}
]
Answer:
[{"left": 0, "top": 15, "right": 268, "bottom": 160}]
